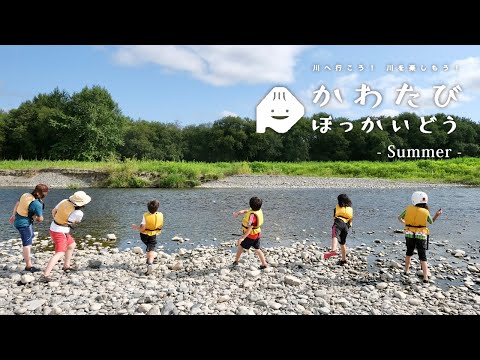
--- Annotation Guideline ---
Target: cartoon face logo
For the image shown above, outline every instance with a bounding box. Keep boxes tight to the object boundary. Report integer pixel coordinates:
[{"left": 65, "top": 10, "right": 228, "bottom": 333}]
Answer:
[{"left": 256, "top": 86, "right": 305, "bottom": 133}]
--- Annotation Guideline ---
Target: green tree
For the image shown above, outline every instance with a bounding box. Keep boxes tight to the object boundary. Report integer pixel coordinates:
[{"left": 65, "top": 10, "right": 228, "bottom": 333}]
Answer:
[
  {"left": 50, "top": 86, "right": 126, "bottom": 160},
  {"left": 210, "top": 117, "right": 249, "bottom": 161}
]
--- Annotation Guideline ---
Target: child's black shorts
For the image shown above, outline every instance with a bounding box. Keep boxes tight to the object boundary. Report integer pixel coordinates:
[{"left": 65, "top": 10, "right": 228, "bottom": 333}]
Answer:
[
  {"left": 140, "top": 233, "right": 157, "bottom": 252},
  {"left": 241, "top": 237, "right": 261, "bottom": 250}
]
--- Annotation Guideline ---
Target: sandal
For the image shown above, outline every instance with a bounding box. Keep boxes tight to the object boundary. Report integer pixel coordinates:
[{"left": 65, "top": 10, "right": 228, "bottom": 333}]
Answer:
[
  {"left": 39, "top": 275, "right": 52, "bottom": 283},
  {"left": 62, "top": 266, "right": 78, "bottom": 273},
  {"left": 24, "top": 266, "right": 41, "bottom": 273},
  {"left": 323, "top": 251, "right": 338, "bottom": 260}
]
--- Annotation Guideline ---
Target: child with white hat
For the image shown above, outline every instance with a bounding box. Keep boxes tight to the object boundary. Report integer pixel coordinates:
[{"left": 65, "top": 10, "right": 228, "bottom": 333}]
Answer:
[{"left": 40, "top": 191, "right": 92, "bottom": 282}]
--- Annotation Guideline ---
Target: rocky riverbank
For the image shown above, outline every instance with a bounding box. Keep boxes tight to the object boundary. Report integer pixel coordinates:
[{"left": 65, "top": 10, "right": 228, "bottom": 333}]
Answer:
[
  {"left": 0, "top": 169, "right": 107, "bottom": 188},
  {"left": 0, "top": 236, "right": 479, "bottom": 315},
  {"left": 198, "top": 175, "right": 464, "bottom": 189},
  {"left": 0, "top": 170, "right": 466, "bottom": 189}
]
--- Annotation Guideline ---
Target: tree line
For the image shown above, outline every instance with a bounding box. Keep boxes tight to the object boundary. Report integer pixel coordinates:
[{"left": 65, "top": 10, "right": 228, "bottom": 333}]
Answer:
[{"left": 0, "top": 86, "right": 479, "bottom": 161}]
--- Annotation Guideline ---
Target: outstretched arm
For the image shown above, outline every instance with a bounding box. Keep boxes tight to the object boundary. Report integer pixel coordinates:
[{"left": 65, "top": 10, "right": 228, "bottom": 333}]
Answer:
[
  {"left": 131, "top": 223, "right": 146, "bottom": 232},
  {"left": 233, "top": 209, "right": 248, "bottom": 218},
  {"left": 9, "top": 202, "right": 19, "bottom": 224},
  {"left": 433, "top": 208, "right": 442, "bottom": 222}
]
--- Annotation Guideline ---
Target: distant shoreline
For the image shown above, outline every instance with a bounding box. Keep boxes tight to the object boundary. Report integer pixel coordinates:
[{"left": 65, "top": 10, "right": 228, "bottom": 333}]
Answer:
[
  {"left": 198, "top": 175, "right": 464, "bottom": 189},
  {"left": 0, "top": 170, "right": 467, "bottom": 189}
]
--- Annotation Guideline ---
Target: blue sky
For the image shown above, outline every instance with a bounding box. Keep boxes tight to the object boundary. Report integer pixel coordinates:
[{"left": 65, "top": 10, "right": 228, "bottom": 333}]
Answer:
[{"left": 1, "top": 45, "right": 479, "bottom": 125}]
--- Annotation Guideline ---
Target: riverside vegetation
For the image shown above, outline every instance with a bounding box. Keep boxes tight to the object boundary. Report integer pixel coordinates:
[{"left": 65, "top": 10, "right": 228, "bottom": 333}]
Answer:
[
  {"left": 0, "top": 85, "right": 479, "bottom": 188},
  {"left": 0, "top": 158, "right": 479, "bottom": 188}
]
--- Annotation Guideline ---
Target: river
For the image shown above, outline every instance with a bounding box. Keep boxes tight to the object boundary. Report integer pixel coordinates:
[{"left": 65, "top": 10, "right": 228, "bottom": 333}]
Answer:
[{"left": 1, "top": 187, "right": 478, "bottom": 260}]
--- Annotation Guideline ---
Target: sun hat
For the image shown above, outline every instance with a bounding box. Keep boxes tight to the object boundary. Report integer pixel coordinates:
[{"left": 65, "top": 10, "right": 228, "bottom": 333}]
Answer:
[
  {"left": 411, "top": 191, "right": 428, "bottom": 205},
  {"left": 69, "top": 191, "right": 92, "bottom": 206}
]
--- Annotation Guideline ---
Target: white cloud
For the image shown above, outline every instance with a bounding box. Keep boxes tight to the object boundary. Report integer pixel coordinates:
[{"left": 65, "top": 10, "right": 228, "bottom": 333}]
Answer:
[
  {"left": 447, "top": 57, "right": 480, "bottom": 91},
  {"left": 220, "top": 110, "right": 238, "bottom": 118},
  {"left": 112, "top": 45, "right": 310, "bottom": 86},
  {"left": 371, "top": 109, "right": 400, "bottom": 118}
]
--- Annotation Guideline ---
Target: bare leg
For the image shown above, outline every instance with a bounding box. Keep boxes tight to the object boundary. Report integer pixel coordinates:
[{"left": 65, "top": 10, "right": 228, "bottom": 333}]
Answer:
[
  {"left": 340, "top": 244, "right": 346, "bottom": 261},
  {"left": 22, "top": 245, "right": 33, "bottom": 268},
  {"left": 44, "top": 252, "right": 65, "bottom": 277},
  {"left": 331, "top": 237, "right": 338, "bottom": 252},
  {"left": 63, "top": 242, "right": 76, "bottom": 269},
  {"left": 421, "top": 260, "right": 429, "bottom": 281},
  {"left": 146, "top": 251, "right": 155, "bottom": 264},
  {"left": 255, "top": 249, "right": 267, "bottom": 267},
  {"left": 404, "top": 255, "right": 412, "bottom": 274},
  {"left": 234, "top": 245, "right": 243, "bottom": 263}
]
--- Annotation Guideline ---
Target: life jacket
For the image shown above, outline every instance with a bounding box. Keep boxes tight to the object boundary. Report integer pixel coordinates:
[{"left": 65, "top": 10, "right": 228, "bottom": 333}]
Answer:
[
  {"left": 16, "top": 193, "right": 36, "bottom": 217},
  {"left": 141, "top": 212, "right": 163, "bottom": 236},
  {"left": 54, "top": 200, "right": 76, "bottom": 227},
  {"left": 404, "top": 205, "right": 429, "bottom": 234},
  {"left": 335, "top": 205, "right": 353, "bottom": 224},
  {"left": 242, "top": 209, "right": 264, "bottom": 236}
]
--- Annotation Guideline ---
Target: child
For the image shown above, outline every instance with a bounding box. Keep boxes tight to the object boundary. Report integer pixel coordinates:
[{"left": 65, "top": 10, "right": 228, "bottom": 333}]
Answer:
[
  {"left": 10, "top": 184, "right": 49, "bottom": 272},
  {"left": 232, "top": 196, "right": 268, "bottom": 269},
  {"left": 398, "top": 191, "right": 442, "bottom": 283},
  {"left": 324, "top": 194, "right": 353, "bottom": 265},
  {"left": 41, "top": 191, "right": 91, "bottom": 282},
  {"left": 132, "top": 200, "right": 163, "bottom": 275}
]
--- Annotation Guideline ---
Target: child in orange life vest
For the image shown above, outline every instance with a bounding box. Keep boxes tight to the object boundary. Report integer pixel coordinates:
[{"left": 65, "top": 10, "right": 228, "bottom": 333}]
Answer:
[
  {"left": 132, "top": 200, "right": 164, "bottom": 275},
  {"left": 232, "top": 196, "right": 268, "bottom": 269},
  {"left": 398, "top": 191, "right": 442, "bottom": 283},
  {"left": 324, "top": 194, "right": 353, "bottom": 265}
]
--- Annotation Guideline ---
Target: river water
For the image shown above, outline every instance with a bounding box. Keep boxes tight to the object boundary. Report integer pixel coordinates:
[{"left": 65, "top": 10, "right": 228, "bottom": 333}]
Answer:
[{"left": 1, "top": 187, "right": 479, "bottom": 270}]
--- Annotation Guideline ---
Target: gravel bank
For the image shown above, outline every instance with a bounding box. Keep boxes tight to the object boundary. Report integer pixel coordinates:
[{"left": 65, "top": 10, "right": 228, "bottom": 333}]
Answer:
[
  {"left": 0, "top": 170, "right": 465, "bottom": 189},
  {"left": 199, "top": 175, "right": 464, "bottom": 189},
  {"left": 0, "top": 170, "right": 106, "bottom": 188},
  {"left": 0, "top": 236, "right": 478, "bottom": 315}
]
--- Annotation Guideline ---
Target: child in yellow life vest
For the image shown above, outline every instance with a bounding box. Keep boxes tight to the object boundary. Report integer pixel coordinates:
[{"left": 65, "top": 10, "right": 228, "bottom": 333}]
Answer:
[
  {"left": 232, "top": 196, "right": 268, "bottom": 269},
  {"left": 324, "top": 194, "right": 353, "bottom": 265},
  {"left": 41, "top": 191, "right": 91, "bottom": 283},
  {"left": 9, "top": 184, "right": 49, "bottom": 273},
  {"left": 132, "top": 200, "right": 163, "bottom": 275},
  {"left": 398, "top": 191, "right": 442, "bottom": 283}
]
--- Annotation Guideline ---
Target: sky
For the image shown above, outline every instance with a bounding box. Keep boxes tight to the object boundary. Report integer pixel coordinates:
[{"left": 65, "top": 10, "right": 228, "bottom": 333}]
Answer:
[{"left": 1, "top": 45, "right": 479, "bottom": 125}]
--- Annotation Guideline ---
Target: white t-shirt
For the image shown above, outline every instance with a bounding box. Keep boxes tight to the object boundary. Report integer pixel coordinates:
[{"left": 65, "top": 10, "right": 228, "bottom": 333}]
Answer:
[
  {"left": 141, "top": 216, "right": 146, "bottom": 225},
  {"left": 50, "top": 199, "right": 84, "bottom": 233}
]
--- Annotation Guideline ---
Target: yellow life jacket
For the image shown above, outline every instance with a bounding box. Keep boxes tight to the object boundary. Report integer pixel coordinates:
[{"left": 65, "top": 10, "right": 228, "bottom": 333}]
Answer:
[
  {"left": 17, "top": 193, "right": 36, "bottom": 217},
  {"left": 141, "top": 212, "right": 163, "bottom": 236},
  {"left": 242, "top": 209, "right": 264, "bottom": 235},
  {"left": 335, "top": 205, "right": 353, "bottom": 224},
  {"left": 404, "top": 205, "right": 430, "bottom": 234},
  {"left": 54, "top": 200, "right": 76, "bottom": 226}
]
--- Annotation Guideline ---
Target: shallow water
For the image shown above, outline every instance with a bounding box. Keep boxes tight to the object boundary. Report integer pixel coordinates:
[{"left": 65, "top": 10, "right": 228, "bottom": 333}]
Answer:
[{"left": 1, "top": 186, "right": 479, "bottom": 268}]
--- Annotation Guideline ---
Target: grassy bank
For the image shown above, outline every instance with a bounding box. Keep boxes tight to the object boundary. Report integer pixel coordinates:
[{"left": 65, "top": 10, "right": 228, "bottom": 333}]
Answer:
[{"left": 0, "top": 158, "right": 479, "bottom": 187}]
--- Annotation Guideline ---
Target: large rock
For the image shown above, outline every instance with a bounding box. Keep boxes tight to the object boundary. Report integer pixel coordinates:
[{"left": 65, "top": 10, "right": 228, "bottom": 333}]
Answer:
[
  {"left": 247, "top": 270, "right": 261, "bottom": 278},
  {"left": 133, "top": 247, "right": 143, "bottom": 255},
  {"left": 21, "top": 274, "right": 35, "bottom": 284},
  {"left": 162, "top": 301, "right": 177, "bottom": 315},
  {"left": 376, "top": 282, "right": 388, "bottom": 290},
  {"left": 88, "top": 260, "right": 102, "bottom": 269},
  {"left": 416, "top": 269, "right": 431, "bottom": 277},
  {"left": 24, "top": 299, "right": 46, "bottom": 311},
  {"left": 106, "top": 234, "right": 116, "bottom": 241},
  {"left": 284, "top": 275, "right": 302, "bottom": 286},
  {"left": 171, "top": 261, "right": 183, "bottom": 271},
  {"left": 453, "top": 249, "right": 465, "bottom": 257},
  {"left": 408, "top": 298, "right": 422, "bottom": 305}
]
